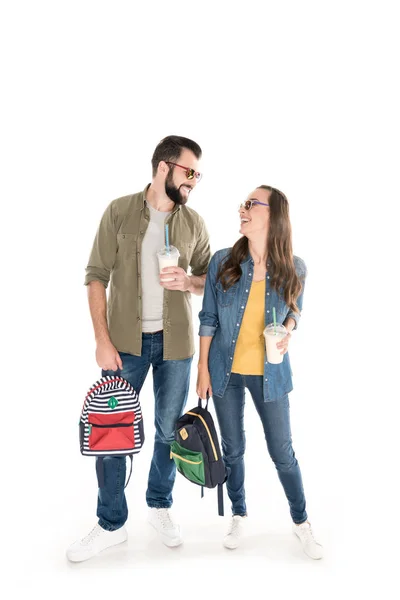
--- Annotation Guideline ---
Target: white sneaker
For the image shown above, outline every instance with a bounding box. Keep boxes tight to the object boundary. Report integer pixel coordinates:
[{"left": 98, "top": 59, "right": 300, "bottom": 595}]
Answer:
[
  {"left": 66, "top": 524, "right": 128, "bottom": 562},
  {"left": 147, "top": 508, "right": 182, "bottom": 547},
  {"left": 223, "top": 515, "right": 246, "bottom": 549},
  {"left": 293, "top": 521, "right": 323, "bottom": 559}
]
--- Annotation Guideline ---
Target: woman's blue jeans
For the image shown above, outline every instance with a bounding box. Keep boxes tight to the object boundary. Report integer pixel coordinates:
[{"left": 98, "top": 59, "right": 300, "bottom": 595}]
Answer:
[{"left": 213, "top": 373, "right": 307, "bottom": 524}]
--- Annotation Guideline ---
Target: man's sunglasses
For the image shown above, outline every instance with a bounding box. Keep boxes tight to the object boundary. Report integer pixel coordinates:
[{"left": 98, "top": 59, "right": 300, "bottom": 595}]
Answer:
[
  {"left": 166, "top": 162, "right": 202, "bottom": 182},
  {"left": 239, "top": 199, "right": 269, "bottom": 210}
]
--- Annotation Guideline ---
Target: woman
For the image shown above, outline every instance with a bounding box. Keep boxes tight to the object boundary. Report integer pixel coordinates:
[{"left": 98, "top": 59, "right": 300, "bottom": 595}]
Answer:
[{"left": 197, "top": 185, "right": 322, "bottom": 560}]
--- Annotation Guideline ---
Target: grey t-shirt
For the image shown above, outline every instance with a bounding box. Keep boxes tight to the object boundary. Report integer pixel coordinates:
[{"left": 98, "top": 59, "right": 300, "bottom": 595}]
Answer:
[{"left": 141, "top": 202, "right": 171, "bottom": 332}]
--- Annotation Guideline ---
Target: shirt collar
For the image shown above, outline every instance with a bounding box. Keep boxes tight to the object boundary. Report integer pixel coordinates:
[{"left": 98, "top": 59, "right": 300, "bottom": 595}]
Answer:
[
  {"left": 141, "top": 183, "right": 181, "bottom": 215},
  {"left": 240, "top": 251, "right": 270, "bottom": 268},
  {"left": 240, "top": 251, "right": 253, "bottom": 266}
]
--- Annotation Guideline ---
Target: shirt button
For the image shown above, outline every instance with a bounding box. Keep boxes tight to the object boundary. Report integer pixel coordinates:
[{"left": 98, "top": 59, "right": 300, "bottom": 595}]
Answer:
[
  {"left": 237, "top": 323, "right": 239, "bottom": 326},
  {"left": 241, "top": 306, "right": 244, "bottom": 309},
  {"left": 265, "top": 378, "right": 268, "bottom": 382},
  {"left": 267, "top": 310, "right": 270, "bottom": 313},
  {"left": 267, "top": 292, "right": 270, "bottom": 296},
  {"left": 230, "top": 357, "right": 233, "bottom": 360},
  {"left": 140, "top": 230, "right": 144, "bottom": 234},
  {"left": 249, "top": 273, "right": 252, "bottom": 276},
  {"left": 267, "top": 276, "right": 270, "bottom": 279},
  {"left": 226, "top": 372, "right": 229, "bottom": 376},
  {"left": 246, "top": 289, "right": 249, "bottom": 292}
]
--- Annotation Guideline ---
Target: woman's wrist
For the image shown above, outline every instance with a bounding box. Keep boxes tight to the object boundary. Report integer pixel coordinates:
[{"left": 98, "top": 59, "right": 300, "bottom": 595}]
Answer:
[
  {"left": 283, "top": 317, "right": 296, "bottom": 332},
  {"left": 197, "top": 362, "right": 209, "bottom": 370}
]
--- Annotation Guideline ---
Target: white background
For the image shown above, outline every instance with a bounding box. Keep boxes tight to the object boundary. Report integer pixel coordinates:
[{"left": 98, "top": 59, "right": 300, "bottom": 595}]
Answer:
[{"left": 1, "top": 1, "right": 399, "bottom": 598}]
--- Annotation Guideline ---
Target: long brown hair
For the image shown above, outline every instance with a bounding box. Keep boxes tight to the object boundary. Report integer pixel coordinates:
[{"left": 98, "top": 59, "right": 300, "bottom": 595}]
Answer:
[{"left": 217, "top": 185, "right": 303, "bottom": 313}]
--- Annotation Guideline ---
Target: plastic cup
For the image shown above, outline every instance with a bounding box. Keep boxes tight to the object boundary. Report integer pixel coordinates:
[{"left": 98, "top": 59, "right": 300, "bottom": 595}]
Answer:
[
  {"left": 156, "top": 245, "right": 180, "bottom": 282},
  {"left": 263, "top": 323, "right": 288, "bottom": 364}
]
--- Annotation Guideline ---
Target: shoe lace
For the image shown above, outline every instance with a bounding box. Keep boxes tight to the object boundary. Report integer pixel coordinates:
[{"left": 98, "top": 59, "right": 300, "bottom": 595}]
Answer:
[
  {"left": 82, "top": 524, "right": 102, "bottom": 545},
  {"left": 227, "top": 517, "right": 243, "bottom": 537},
  {"left": 156, "top": 509, "right": 175, "bottom": 529},
  {"left": 300, "top": 524, "right": 316, "bottom": 544}
]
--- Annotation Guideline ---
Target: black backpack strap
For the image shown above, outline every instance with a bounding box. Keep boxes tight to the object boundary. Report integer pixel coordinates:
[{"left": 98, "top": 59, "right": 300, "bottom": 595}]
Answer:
[
  {"left": 200, "top": 484, "right": 224, "bottom": 516},
  {"left": 124, "top": 455, "right": 133, "bottom": 488},
  {"left": 198, "top": 394, "right": 209, "bottom": 410},
  {"left": 217, "top": 483, "right": 224, "bottom": 517}
]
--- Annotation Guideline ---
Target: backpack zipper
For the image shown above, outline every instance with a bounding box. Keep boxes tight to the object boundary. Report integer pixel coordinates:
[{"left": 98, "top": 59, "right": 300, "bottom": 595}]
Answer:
[
  {"left": 186, "top": 412, "right": 218, "bottom": 461},
  {"left": 170, "top": 451, "right": 202, "bottom": 465},
  {"left": 85, "top": 377, "right": 125, "bottom": 399},
  {"left": 90, "top": 422, "right": 134, "bottom": 428}
]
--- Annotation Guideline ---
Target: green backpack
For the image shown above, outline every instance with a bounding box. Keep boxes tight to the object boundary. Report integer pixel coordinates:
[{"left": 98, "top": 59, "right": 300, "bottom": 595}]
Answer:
[{"left": 171, "top": 398, "right": 227, "bottom": 515}]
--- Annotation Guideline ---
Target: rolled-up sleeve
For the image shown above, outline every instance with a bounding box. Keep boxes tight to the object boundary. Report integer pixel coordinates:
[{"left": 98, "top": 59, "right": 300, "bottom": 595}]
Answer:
[
  {"left": 190, "top": 218, "right": 211, "bottom": 276},
  {"left": 198, "top": 252, "right": 219, "bottom": 337},
  {"left": 287, "top": 258, "right": 307, "bottom": 330},
  {"left": 84, "top": 201, "right": 118, "bottom": 288}
]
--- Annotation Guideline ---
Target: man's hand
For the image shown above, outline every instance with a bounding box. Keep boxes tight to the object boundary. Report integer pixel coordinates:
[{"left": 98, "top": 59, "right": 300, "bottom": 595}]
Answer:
[
  {"left": 96, "top": 340, "right": 123, "bottom": 371},
  {"left": 159, "top": 266, "right": 191, "bottom": 292}
]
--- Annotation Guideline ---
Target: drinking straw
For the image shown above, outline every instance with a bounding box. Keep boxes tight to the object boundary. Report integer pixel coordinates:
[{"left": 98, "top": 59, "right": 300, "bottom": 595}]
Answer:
[
  {"left": 272, "top": 306, "right": 277, "bottom": 335},
  {"left": 165, "top": 224, "right": 170, "bottom": 255}
]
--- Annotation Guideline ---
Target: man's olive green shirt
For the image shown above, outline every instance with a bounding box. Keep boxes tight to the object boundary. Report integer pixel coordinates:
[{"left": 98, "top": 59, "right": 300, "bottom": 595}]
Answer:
[{"left": 84, "top": 186, "right": 211, "bottom": 360}]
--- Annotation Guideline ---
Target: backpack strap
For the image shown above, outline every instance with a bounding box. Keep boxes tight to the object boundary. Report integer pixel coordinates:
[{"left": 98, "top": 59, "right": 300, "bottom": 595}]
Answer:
[
  {"left": 125, "top": 455, "right": 133, "bottom": 488},
  {"left": 96, "top": 457, "right": 105, "bottom": 488},
  {"left": 198, "top": 395, "right": 209, "bottom": 410},
  {"left": 217, "top": 483, "right": 224, "bottom": 517},
  {"left": 200, "top": 484, "right": 224, "bottom": 516},
  {"left": 95, "top": 454, "right": 133, "bottom": 489}
]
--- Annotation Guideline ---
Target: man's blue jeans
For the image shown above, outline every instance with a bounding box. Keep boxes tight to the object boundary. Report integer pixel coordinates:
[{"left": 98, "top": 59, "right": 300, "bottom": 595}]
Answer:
[
  {"left": 213, "top": 373, "right": 308, "bottom": 524},
  {"left": 97, "top": 332, "right": 192, "bottom": 531}
]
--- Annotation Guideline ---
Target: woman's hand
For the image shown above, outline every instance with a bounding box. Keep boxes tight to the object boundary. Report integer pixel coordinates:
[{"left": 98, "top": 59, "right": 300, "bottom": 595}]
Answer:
[
  {"left": 196, "top": 365, "right": 213, "bottom": 399},
  {"left": 276, "top": 331, "right": 291, "bottom": 355}
]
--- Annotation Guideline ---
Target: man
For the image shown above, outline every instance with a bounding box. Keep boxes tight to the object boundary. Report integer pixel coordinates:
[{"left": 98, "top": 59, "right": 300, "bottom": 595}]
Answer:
[{"left": 67, "top": 136, "right": 210, "bottom": 562}]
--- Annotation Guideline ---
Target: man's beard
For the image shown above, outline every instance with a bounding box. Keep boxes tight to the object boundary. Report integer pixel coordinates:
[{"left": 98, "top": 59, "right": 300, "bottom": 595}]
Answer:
[{"left": 165, "top": 172, "right": 188, "bottom": 205}]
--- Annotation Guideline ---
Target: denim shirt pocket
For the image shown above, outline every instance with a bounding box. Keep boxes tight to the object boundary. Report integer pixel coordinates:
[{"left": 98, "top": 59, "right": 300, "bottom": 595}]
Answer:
[{"left": 216, "top": 280, "right": 238, "bottom": 307}]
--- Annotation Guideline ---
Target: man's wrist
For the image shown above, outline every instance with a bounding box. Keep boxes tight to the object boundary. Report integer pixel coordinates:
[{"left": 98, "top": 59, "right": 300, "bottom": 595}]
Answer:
[
  {"left": 188, "top": 273, "right": 206, "bottom": 295},
  {"left": 187, "top": 275, "right": 195, "bottom": 293},
  {"left": 95, "top": 335, "right": 112, "bottom": 346}
]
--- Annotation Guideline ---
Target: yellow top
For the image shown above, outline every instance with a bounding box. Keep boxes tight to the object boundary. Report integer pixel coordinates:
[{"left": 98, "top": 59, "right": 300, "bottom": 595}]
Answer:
[{"left": 231, "top": 279, "right": 265, "bottom": 376}]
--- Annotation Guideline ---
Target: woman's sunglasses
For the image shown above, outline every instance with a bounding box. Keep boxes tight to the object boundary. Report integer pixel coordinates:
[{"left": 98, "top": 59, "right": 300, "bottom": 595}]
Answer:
[
  {"left": 166, "top": 162, "right": 202, "bottom": 182},
  {"left": 239, "top": 199, "right": 269, "bottom": 210}
]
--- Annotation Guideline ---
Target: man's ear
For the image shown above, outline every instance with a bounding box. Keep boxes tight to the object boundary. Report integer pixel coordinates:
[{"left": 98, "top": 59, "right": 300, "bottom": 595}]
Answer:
[{"left": 158, "top": 161, "right": 169, "bottom": 177}]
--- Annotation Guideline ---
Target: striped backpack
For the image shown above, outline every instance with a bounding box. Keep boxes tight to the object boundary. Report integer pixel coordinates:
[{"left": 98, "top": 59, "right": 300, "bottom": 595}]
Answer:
[{"left": 79, "top": 375, "right": 144, "bottom": 487}]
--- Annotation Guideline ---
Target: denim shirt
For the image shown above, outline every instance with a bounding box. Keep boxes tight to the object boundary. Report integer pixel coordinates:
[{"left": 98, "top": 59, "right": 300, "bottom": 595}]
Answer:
[{"left": 198, "top": 249, "right": 307, "bottom": 401}]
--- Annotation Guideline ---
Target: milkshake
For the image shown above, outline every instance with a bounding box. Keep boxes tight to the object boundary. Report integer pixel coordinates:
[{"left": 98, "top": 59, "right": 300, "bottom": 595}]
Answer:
[
  {"left": 157, "top": 245, "right": 180, "bottom": 282},
  {"left": 263, "top": 323, "right": 288, "bottom": 364}
]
